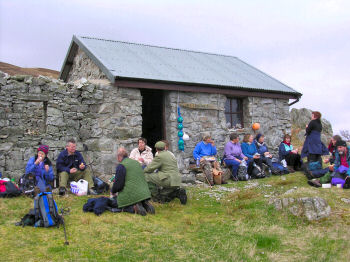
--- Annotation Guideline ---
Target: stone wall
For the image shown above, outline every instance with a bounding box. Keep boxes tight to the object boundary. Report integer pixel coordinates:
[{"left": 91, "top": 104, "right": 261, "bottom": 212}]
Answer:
[{"left": 0, "top": 71, "right": 142, "bottom": 181}]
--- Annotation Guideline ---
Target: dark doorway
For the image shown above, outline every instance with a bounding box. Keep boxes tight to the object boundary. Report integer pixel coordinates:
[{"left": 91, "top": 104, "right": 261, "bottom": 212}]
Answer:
[{"left": 141, "top": 89, "right": 165, "bottom": 154}]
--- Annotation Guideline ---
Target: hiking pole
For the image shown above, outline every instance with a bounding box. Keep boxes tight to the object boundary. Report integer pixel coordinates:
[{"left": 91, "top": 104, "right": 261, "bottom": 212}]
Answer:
[
  {"left": 204, "top": 172, "right": 213, "bottom": 190},
  {"left": 60, "top": 208, "right": 70, "bottom": 245}
]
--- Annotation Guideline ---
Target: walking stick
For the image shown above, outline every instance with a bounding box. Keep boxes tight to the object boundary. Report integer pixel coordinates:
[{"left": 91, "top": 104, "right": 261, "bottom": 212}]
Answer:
[{"left": 60, "top": 208, "right": 70, "bottom": 245}]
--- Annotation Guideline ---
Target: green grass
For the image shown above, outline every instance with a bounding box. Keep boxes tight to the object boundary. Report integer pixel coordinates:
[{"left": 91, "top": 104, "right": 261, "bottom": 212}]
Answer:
[{"left": 1, "top": 172, "right": 350, "bottom": 261}]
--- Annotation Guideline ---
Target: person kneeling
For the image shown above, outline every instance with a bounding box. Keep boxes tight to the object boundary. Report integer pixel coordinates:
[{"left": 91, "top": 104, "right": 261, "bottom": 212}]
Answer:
[
  {"left": 110, "top": 147, "right": 154, "bottom": 216},
  {"left": 56, "top": 139, "right": 97, "bottom": 196},
  {"left": 144, "top": 141, "right": 187, "bottom": 204}
]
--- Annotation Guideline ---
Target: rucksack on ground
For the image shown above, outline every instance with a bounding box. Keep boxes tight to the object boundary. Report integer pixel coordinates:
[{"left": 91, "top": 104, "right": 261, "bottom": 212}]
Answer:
[
  {"left": 237, "top": 161, "right": 250, "bottom": 181},
  {"left": 0, "top": 180, "right": 21, "bottom": 198},
  {"left": 34, "top": 192, "right": 62, "bottom": 227},
  {"left": 272, "top": 162, "right": 289, "bottom": 175},
  {"left": 18, "top": 173, "right": 36, "bottom": 197},
  {"left": 93, "top": 176, "right": 110, "bottom": 194},
  {"left": 250, "top": 163, "right": 265, "bottom": 179}
]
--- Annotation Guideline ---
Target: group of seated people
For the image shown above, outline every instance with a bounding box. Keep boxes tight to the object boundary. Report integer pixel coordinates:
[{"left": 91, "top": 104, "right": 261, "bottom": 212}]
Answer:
[
  {"left": 193, "top": 133, "right": 303, "bottom": 185},
  {"left": 25, "top": 138, "right": 187, "bottom": 216}
]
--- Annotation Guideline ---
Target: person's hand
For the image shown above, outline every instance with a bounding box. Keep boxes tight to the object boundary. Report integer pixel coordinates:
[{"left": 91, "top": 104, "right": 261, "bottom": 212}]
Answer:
[
  {"left": 329, "top": 165, "right": 334, "bottom": 172},
  {"left": 235, "top": 158, "right": 241, "bottom": 163},
  {"left": 264, "top": 152, "right": 269, "bottom": 156},
  {"left": 110, "top": 192, "right": 117, "bottom": 198},
  {"left": 44, "top": 164, "right": 49, "bottom": 172},
  {"left": 244, "top": 157, "right": 248, "bottom": 161},
  {"left": 35, "top": 156, "right": 43, "bottom": 165},
  {"left": 253, "top": 154, "right": 260, "bottom": 159},
  {"left": 70, "top": 168, "right": 77, "bottom": 173},
  {"left": 324, "top": 158, "right": 330, "bottom": 164},
  {"left": 79, "top": 162, "right": 85, "bottom": 169},
  {"left": 138, "top": 157, "right": 144, "bottom": 163}
]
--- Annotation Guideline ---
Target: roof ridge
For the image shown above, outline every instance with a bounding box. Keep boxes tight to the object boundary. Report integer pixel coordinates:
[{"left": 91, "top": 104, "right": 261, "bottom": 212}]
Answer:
[{"left": 78, "top": 35, "right": 239, "bottom": 59}]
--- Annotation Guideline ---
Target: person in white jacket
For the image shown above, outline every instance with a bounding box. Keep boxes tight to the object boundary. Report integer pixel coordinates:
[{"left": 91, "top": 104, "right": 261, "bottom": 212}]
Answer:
[{"left": 130, "top": 137, "right": 154, "bottom": 168}]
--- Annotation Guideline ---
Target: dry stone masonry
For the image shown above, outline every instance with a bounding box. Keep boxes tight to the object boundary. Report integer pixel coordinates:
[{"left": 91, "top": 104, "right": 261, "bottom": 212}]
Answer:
[{"left": 0, "top": 69, "right": 292, "bottom": 182}]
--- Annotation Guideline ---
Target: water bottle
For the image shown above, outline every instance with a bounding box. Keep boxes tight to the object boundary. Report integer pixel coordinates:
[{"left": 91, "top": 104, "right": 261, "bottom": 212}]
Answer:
[
  {"left": 196, "top": 157, "right": 200, "bottom": 168},
  {"left": 109, "top": 175, "right": 115, "bottom": 183}
]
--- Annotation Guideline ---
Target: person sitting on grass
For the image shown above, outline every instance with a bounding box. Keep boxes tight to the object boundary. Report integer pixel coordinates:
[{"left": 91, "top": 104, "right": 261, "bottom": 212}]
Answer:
[
  {"left": 130, "top": 137, "right": 154, "bottom": 168},
  {"left": 241, "top": 134, "right": 265, "bottom": 178},
  {"left": 308, "top": 140, "right": 350, "bottom": 188},
  {"left": 25, "top": 145, "right": 54, "bottom": 193},
  {"left": 144, "top": 141, "right": 187, "bottom": 204},
  {"left": 223, "top": 133, "right": 248, "bottom": 180},
  {"left": 278, "top": 134, "right": 302, "bottom": 172},
  {"left": 110, "top": 147, "right": 154, "bottom": 216},
  {"left": 324, "top": 135, "right": 342, "bottom": 164},
  {"left": 193, "top": 134, "right": 224, "bottom": 185},
  {"left": 56, "top": 138, "right": 97, "bottom": 196}
]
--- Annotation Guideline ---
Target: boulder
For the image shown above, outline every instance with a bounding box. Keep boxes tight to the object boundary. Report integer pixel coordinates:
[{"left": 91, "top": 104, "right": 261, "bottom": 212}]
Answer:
[{"left": 268, "top": 197, "right": 331, "bottom": 221}]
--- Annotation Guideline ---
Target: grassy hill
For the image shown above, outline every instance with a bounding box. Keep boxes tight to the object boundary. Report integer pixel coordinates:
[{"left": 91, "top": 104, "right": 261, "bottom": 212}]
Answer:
[
  {"left": 1, "top": 172, "right": 350, "bottom": 261},
  {"left": 0, "top": 61, "right": 59, "bottom": 78}
]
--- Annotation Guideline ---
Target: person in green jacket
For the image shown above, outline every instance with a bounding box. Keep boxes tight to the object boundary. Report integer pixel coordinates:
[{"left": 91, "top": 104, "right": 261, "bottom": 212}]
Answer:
[
  {"left": 144, "top": 141, "right": 187, "bottom": 204},
  {"left": 110, "top": 147, "right": 154, "bottom": 215}
]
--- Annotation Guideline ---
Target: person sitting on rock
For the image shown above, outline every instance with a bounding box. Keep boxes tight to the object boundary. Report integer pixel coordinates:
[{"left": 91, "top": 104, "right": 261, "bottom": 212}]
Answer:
[
  {"left": 279, "top": 134, "right": 302, "bottom": 172},
  {"left": 130, "top": 137, "right": 154, "bottom": 168},
  {"left": 241, "top": 134, "right": 265, "bottom": 178},
  {"left": 110, "top": 147, "right": 154, "bottom": 216},
  {"left": 193, "top": 134, "right": 224, "bottom": 185},
  {"left": 144, "top": 141, "right": 187, "bottom": 204},
  {"left": 308, "top": 140, "right": 350, "bottom": 188},
  {"left": 254, "top": 133, "right": 279, "bottom": 175},
  {"left": 56, "top": 138, "right": 97, "bottom": 196},
  {"left": 223, "top": 133, "right": 248, "bottom": 180},
  {"left": 25, "top": 145, "right": 54, "bottom": 193},
  {"left": 324, "top": 135, "right": 342, "bottom": 164}
]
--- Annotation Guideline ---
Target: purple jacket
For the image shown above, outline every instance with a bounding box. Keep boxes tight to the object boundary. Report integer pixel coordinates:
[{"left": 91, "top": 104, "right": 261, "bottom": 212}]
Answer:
[{"left": 224, "top": 141, "right": 246, "bottom": 160}]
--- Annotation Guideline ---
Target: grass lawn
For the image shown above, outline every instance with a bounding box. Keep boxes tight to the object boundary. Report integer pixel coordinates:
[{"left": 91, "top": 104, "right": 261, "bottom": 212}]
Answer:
[{"left": 1, "top": 172, "right": 350, "bottom": 262}]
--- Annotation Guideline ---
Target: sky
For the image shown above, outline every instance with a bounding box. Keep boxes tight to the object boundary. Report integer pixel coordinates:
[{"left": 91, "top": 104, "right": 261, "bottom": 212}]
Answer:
[{"left": 0, "top": 0, "right": 349, "bottom": 134}]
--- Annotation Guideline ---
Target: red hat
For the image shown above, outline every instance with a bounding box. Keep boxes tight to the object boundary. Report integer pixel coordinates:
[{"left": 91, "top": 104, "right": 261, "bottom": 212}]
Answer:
[{"left": 38, "top": 145, "right": 49, "bottom": 155}]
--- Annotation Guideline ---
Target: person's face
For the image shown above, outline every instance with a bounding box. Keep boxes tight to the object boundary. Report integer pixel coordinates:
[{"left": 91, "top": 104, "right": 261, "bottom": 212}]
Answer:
[
  {"left": 38, "top": 151, "right": 46, "bottom": 159},
  {"left": 204, "top": 137, "right": 212, "bottom": 143},
  {"left": 338, "top": 146, "right": 347, "bottom": 155},
  {"left": 311, "top": 113, "right": 316, "bottom": 120},
  {"left": 138, "top": 140, "right": 146, "bottom": 151},
  {"left": 248, "top": 135, "right": 253, "bottom": 143},
  {"left": 232, "top": 137, "right": 239, "bottom": 143},
  {"left": 66, "top": 142, "right": 76, "bottom": 155},
  {"left": 331, "top": 138, "right": 337, "bottom": 145},
  {"left": 258, "top": 136, "right": 265, "bottom": 143},
  {"left": 285, "top": 137, "right": 291, "bottom": 143},
  {"left": 117, "top": 154, "right": 123, "bottom": 162}
]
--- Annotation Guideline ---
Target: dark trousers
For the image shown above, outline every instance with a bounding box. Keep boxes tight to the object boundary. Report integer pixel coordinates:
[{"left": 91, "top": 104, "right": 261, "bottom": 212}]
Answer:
[
  {"left": 307, "top": 154, "right": 322, "bottom": 163},
  {"left": 286, "top": 153, "right": 302, "bottom": 170}
]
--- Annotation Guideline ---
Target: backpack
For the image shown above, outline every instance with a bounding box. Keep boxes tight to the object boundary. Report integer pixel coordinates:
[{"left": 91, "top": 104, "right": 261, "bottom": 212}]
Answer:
[
  {"left": 18, "top": 173, "right": 36, "bottom": 197},
  {"left": 272, "top": 162, "right": 289, "bottom": 175},
  {"left": 34, "top": 192, "right": 62, "bottom": 227},
  {"left": 237, "top": 161, "right": 249, "bottom": 181},
  {"left": 250, "top": 163, "right": 265, "bottom": 179},
  {"left": 0, "top": 180, "right": 22, "bottom": 198},
  {"left": 93, "top": 176, "right": 110, "bottom": 194},
  {"left": 308, "top": 161, "right": 322, "bottom": 171}
]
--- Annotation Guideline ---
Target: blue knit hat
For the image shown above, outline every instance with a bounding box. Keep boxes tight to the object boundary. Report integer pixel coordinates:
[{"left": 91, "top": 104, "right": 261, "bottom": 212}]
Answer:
[{"left": 256, "top": 133, "right": 263, "bottom": 142}]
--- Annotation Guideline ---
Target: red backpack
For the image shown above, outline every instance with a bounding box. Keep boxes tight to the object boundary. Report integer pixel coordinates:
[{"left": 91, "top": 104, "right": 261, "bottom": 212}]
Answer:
[{"left": 0, "top": 180, "right": 21, "bottom": 197}]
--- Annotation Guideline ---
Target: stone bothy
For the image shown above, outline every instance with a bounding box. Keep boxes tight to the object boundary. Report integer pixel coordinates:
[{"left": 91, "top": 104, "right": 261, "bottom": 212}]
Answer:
[{"left": 0, "top": 35, "right": 301, "bottom": 181}]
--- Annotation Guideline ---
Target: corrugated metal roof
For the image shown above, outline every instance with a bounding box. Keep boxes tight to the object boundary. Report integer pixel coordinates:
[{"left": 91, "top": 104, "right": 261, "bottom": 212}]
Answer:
[{"left": 61, "top": 35, "right": 300, "bottom": 95}]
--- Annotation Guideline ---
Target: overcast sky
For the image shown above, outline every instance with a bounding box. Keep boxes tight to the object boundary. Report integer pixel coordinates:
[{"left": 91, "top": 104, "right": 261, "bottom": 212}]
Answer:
[{"left": 1, "top": 0, "right": 349, "bottom": 134}]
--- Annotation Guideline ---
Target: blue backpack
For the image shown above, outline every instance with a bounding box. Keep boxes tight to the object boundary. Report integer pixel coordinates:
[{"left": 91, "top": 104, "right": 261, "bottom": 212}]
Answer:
[
  {"left": 34, "top": 192, "right": 61, "bottom": 227},
  {"left": 272, "top": 162, "right": 289, "bottom": 175}
]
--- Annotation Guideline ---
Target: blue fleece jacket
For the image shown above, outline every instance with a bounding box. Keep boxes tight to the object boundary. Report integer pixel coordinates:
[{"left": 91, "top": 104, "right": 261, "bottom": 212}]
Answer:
[
  {"left": 241, "top": 142, "right": 258, "bottom": 159},
  {"left": 25, "top": 156, "right": 54, "bottom": 184},
  {"left": 193, "top": 141, "right": 217, "bottom": 160}
]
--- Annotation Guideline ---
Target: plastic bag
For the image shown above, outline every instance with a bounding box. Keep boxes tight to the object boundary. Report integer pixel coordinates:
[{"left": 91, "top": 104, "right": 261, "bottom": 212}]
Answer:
[{"left": 70, "top": 179, "right": 88, "bottom": 196}]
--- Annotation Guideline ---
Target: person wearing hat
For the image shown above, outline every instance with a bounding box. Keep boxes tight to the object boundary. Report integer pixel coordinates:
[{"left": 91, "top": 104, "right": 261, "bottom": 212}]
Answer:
[
  {"left": 254, "top": 133, "right": 277, "bottom": 175},
  {"left": 308, "top": 140, "right": 350, "bottom": 188},
  {"left": 144, "top": 141, "right": 187, "bottom": 204},
  {"left": 25, "top": 145, "right": 54, "bottom": 193},
  {"left": 56, "top": 138, "right": 97, "bottom": 196}
]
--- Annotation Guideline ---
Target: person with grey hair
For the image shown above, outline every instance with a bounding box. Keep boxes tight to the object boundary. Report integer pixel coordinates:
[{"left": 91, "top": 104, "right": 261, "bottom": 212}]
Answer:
[
  {"left": 193, "top": 134, "right": 225, "bottom": 185},
  {"left": 56, "top": 138, "right": 96, "bottom": 196},
  {"left": 110, "top": 147, "right": 154, "bottom": 215}
]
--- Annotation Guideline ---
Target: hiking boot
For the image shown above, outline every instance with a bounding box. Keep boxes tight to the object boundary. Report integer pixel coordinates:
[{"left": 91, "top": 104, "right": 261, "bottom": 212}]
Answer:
[
  {"left": 142, "top": 200, "right": 155, "bottom": 214},
  {"left": 59, "top": 187, "right": 66, "bottom": 196},
  {"left": 307, "top": 179, "right": 321, "bottom": 188},
  {"left": 133, "top": 202, "right": 147, "bottom": 216},
  {"left": 344, "top": 177, "right": 350, "bottom": 189},
  {"left": 262, "top": 164, "right": 271, "bottom": 177},
  {"left": 288, "top": 166, "right": 296, "bottom": 173},
  {"left": 88, "top": 188, "right": 98, "bottom": 195},
  {"left": 176, "top": 188, "right": 187, "bottom": 205}
]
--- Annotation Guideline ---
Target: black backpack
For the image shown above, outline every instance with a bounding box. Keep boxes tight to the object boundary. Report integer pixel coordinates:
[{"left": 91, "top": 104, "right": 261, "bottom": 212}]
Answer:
[
  {"left": 93, "top": 176, "right": 110, "bottom": 194},
  {"left": 0, "top": 180, "right": 21, "bottom": 198},
  {"left": 250, "top": 164, "right": 265, "bottom": 179},
  {"left": 18, "top": 173, "right": 36, "bottom": 197},
  {"left": 237, "top": 164, "right": 250, "bottom": 181}
]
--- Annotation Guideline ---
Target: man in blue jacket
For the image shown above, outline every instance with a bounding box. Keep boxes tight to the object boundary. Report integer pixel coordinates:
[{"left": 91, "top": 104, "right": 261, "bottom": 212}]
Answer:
[{"left": 56, "top": 139, "right": 96, "bottom": 196}]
